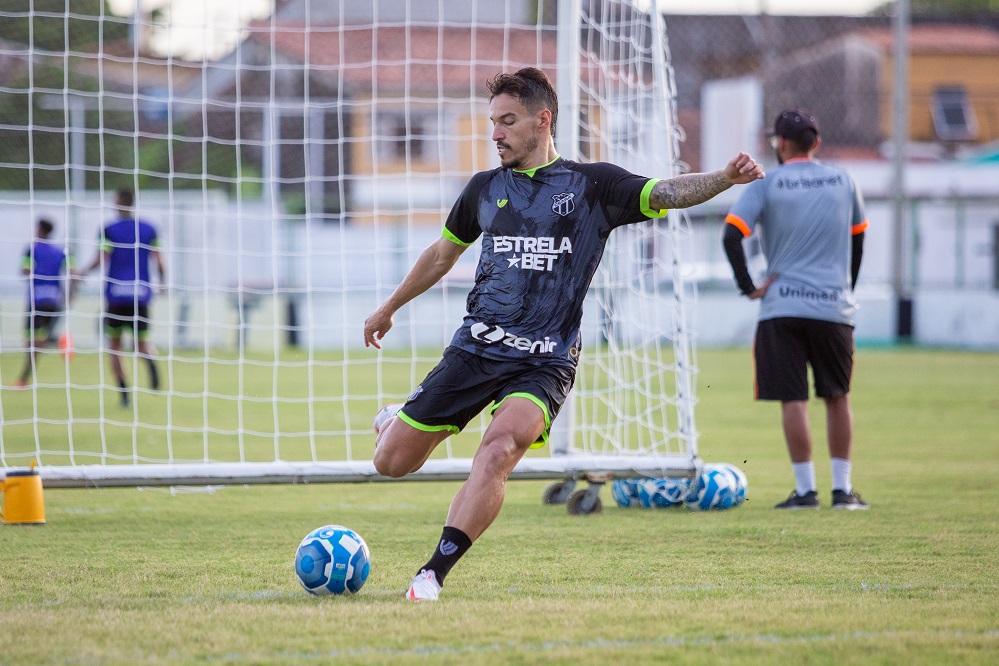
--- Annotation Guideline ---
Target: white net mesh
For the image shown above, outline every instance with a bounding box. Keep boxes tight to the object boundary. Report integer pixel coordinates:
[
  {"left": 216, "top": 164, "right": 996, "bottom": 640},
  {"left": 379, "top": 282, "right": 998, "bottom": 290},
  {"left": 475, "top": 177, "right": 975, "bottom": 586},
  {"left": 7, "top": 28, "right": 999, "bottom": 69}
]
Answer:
[{"left": 0, "top": 0, "right": 697, "bottom": 485}]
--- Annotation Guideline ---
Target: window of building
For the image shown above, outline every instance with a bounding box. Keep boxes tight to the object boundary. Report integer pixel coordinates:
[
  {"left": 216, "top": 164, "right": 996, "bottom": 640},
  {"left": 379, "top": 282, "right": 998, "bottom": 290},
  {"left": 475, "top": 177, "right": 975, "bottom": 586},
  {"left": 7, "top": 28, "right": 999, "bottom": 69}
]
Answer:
[
  {"left": 931, "top": 86, "right": 977, "bottom": 142},
  {"left": 375, "top": 108, "right": 439, "bottom": 164}
]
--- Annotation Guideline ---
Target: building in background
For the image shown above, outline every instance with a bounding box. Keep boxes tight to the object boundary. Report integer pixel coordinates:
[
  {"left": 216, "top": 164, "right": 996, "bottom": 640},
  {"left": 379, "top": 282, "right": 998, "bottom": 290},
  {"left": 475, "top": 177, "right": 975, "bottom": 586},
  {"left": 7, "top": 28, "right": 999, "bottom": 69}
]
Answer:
[{"left": 664, "top": 14, "right": 999, "bottom": 169}]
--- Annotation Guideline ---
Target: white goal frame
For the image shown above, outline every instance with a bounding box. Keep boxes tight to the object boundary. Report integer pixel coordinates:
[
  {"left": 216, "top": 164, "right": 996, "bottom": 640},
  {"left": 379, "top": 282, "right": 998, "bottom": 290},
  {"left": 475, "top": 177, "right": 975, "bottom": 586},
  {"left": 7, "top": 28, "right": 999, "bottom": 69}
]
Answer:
[{"left": 1, "top": 0, "right": 701, "bottom": 490}]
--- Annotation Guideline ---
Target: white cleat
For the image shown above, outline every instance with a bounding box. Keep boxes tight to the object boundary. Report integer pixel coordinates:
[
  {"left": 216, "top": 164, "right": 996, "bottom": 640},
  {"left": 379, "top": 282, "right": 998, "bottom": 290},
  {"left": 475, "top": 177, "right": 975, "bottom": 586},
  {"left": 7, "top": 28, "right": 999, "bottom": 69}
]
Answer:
[
  {"left": 373, "top": 403, "right": 403, "bottom": 435},
  {"left": 406, "top": 569, "right": 441, "bottom": 602}
]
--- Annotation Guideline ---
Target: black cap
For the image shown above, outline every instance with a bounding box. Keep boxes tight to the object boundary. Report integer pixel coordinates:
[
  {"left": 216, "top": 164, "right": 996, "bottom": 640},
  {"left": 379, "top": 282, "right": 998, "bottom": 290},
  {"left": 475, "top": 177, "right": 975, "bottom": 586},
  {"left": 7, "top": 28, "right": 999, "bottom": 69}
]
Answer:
[{"left": 772, "top": 108, "right": 819, "bottom": 144}]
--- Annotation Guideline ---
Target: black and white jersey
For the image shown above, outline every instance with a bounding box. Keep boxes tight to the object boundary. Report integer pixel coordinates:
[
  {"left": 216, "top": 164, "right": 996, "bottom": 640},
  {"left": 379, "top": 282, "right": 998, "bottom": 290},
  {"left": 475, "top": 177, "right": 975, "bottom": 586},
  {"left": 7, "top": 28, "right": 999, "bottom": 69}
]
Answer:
[{"left": 443, "top": 156, "right": 665, "bottom": 366}]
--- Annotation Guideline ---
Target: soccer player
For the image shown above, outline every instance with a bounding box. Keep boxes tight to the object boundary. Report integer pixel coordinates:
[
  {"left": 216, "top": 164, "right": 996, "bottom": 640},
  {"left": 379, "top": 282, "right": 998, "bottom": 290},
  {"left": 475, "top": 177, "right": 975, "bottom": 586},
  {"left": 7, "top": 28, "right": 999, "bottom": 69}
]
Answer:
[
  {"left": 77, "top": 188, "right": 166, "bottom": 407},
  {"left": 363, "top": 67, "right": 765, "bottom": 601},
  {"left": 12, "top": 218, "right": 72, "bottom": 387},
  {"left": 722, "top": 108, "right": 869, "bottom": 511}
]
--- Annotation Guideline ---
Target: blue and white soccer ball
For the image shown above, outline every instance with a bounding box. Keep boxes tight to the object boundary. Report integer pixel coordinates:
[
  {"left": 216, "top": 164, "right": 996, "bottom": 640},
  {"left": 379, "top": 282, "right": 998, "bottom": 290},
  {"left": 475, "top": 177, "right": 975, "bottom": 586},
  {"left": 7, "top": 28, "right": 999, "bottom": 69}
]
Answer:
[
  {"left": 710, "top": 462, "right": 748, "bottom": 506},
  {"left": 295, "top": 525, "right": 371, "bottom": 596},
  {"left": 611, "top": 478, "right": 643, "bottom": 508},
  {"left": 638, "top": 477, "right": 692, "bottom": 508},
  {"left": 684, "top": 466, "right": 739, "bottom": 511}
]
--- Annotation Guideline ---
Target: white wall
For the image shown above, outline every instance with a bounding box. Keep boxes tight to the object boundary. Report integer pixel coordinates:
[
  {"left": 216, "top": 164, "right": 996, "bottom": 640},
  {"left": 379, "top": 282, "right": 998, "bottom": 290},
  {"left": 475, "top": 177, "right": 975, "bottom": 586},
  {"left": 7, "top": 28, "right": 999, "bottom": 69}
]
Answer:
[
  {"left": 3, "top": 166, "right": 998, "bottom": 353},
  {"left": 701, "top": 77, "right": 764, "bottom": 171}
]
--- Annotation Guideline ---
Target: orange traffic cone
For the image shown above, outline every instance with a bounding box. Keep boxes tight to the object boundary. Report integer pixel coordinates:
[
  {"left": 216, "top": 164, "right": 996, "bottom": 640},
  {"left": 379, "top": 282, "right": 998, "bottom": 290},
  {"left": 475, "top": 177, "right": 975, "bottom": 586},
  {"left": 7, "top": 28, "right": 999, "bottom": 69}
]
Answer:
[{"left": 58, "top": 332, "right": 74, "bottom": 361}]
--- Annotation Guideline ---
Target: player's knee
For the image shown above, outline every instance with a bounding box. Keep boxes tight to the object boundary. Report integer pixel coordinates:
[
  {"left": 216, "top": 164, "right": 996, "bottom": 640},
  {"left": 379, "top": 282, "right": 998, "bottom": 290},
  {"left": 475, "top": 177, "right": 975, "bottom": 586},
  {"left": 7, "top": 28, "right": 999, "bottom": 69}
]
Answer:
[
  {"left": 477, "top": 433, "right": 524, "bottom": 471},
  {"left": 373, "top": 445, "right": 410, "bottom": 478}
]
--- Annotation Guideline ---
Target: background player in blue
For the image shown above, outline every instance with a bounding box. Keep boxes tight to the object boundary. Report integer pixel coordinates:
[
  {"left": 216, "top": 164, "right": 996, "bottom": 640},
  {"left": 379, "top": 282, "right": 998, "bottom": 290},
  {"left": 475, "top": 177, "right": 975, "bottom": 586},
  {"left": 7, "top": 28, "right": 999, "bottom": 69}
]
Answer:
[
  {"left": 363, "top": 68, "right": 765, "bottom": 601},
  {"left": 723, "top": 109, "right": 869, "bottom": 511},
  {"left": 12, "top": 218, "right": 73, "bottom": 388},
  {"left": 77, "top": 188, "right": 166, "bottom": 407}
]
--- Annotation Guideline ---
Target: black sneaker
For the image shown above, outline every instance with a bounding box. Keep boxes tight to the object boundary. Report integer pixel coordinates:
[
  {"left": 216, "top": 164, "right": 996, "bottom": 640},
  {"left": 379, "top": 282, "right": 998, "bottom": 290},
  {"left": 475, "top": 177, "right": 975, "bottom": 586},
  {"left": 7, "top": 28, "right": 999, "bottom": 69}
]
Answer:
[
  {"left": 774, "top": 490, "right": 819, "bottom": 510},
  {"left": 832, "top": 489, "right": 869, "bottom": 510}
]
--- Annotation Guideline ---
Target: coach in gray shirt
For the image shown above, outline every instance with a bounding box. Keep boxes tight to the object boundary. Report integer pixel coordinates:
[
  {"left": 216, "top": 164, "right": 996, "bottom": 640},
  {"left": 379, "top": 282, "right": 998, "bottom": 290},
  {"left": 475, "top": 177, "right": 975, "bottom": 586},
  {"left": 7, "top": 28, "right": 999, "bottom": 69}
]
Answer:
[{"left": 723, "top": 108, "right": 869, "bottom": 511}]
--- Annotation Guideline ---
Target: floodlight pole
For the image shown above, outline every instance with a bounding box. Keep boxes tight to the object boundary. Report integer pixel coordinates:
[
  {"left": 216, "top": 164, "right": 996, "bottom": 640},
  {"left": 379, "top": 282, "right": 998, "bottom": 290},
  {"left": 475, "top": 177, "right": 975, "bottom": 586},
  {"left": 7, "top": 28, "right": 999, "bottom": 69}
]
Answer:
[{"left": 891, "top": 0, "right": 912, "bottom": 341}]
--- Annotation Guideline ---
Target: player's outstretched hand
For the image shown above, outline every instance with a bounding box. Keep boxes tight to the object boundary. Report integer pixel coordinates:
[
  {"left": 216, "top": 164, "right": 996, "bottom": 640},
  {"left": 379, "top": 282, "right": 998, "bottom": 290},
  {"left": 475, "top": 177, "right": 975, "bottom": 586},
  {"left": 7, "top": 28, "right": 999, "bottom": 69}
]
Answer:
[
  {"left": 723, "top": 152, "right": 765, "bottom": 185},
  {"left": 363, "top": 307, "right": 394, "bottom": 349}
]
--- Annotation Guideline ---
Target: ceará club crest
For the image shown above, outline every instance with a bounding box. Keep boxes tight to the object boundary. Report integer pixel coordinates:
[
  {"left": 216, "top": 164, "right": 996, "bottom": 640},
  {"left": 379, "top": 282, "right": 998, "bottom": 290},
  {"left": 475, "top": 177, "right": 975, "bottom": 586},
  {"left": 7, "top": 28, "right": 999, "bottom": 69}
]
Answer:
[{"left": 552, "top": 192, "right": 575, "bottom": 216}]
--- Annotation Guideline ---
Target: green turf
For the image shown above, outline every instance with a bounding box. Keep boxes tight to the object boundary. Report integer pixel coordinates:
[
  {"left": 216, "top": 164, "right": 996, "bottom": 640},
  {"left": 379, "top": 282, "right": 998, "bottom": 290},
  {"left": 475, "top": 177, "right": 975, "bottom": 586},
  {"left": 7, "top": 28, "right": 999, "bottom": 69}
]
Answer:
[{"left": 1, "top": 347, "right": 998, "bottom": 664}]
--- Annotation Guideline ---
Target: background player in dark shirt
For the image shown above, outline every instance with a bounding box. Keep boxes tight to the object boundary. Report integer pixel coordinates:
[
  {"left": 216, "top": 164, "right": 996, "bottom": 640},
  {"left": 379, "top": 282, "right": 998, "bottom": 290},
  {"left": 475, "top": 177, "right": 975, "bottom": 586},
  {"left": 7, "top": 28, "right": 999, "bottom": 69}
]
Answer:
[
  {"left": 77, "top": 188, "right": 166, "bottom": 407},
  {"left": 364, "top": 68, "right": 764, "bottom": 601},
  {"left": 13, "top": 218, "right": 72, "bottom": 387}
]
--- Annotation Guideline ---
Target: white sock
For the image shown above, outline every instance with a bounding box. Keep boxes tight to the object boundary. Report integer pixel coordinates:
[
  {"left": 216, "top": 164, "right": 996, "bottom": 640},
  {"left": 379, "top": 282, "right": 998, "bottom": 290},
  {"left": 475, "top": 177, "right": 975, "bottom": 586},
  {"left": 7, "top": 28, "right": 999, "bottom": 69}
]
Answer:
[
  {"left": 831, "top": 458, "right": 852, "bottom": 493},
  {"left": 792, "top": 461, "right": 816, "bottom": 496}
]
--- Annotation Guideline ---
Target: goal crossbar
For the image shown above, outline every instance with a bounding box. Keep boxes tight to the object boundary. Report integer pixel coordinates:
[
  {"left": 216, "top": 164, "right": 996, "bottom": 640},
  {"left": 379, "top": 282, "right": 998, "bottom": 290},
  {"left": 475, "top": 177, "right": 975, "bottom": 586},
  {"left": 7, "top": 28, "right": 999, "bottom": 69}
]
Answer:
[{"left": 35, "top": 455, "right": 699, "bottom": 489}]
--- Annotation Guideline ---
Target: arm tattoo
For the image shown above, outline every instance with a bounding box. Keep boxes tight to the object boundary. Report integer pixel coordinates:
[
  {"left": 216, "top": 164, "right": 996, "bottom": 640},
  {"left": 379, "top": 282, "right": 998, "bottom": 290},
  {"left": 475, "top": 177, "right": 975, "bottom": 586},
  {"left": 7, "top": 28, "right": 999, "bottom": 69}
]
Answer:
[{"left": 648, "top": 171, "right": 732, "bottom": 210}]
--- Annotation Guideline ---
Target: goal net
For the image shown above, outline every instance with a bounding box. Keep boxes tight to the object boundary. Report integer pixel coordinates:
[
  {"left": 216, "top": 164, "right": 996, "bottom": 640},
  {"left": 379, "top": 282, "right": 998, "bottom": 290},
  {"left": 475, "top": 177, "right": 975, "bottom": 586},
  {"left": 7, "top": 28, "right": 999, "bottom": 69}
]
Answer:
[{"left": 0, "top": 0, "right": 699, "bottom": 488}]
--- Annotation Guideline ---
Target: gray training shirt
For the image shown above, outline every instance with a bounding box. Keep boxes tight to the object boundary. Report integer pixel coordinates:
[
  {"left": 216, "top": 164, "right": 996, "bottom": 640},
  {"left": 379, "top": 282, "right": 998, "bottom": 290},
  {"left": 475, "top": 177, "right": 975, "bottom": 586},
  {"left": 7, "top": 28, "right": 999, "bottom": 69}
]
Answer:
[{"left": 725, "top": 159, "right": 868, "bottom": 325}]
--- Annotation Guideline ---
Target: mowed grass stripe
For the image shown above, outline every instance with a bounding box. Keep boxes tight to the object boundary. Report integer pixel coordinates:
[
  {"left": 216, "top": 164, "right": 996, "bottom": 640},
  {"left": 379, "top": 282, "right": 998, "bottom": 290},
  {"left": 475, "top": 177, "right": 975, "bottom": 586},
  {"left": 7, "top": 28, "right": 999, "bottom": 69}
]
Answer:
[{"left": 1, "top": 347, "right": 997, "bottom": 664}]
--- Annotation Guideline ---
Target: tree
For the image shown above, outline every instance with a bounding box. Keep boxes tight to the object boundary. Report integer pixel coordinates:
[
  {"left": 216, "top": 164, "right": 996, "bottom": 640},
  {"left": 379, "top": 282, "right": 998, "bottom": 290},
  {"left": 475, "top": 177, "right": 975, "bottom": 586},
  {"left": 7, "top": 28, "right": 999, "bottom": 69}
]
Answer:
[
  {"left": 873, "top": 0, "right": 999, "bottom": 14},
  {"left": 0, "top": 1, "right": 128, "bottom": 51},
  {"left": 0, "top": 2, "right": 131, "bottom": 190}
]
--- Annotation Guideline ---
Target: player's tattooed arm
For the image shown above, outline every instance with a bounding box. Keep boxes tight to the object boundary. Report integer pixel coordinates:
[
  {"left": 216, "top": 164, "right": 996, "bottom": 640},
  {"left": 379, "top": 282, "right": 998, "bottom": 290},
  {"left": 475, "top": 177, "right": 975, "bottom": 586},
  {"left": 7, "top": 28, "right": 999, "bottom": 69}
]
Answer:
[
  {"left": 649, "top": 152, "right": 764, "bottom": 210},
  {"left": 649, "top": 171, "right": 732, "bottom": 210}
]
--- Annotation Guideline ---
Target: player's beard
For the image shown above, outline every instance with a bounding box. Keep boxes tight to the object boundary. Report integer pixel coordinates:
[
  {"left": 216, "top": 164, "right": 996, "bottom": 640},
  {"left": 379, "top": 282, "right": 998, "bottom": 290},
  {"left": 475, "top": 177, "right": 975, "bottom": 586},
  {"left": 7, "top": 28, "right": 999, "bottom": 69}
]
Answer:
[
  {"left": 774, "top": 147, "right": 785, "bottom": 165},
  {"left": 500, "top": 134, "right": 539, "bottom": 169}
]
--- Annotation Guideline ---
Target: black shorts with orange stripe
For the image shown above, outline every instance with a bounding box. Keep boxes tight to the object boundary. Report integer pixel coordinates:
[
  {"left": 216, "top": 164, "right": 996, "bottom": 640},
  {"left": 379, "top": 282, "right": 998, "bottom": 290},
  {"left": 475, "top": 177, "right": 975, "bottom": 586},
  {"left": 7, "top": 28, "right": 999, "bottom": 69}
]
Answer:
[
  {"left": 754, "top": 317, "right": 854, "bottom": 402},
  {"left": 397, "top": 346, "right": 576, "bottom": 447}
]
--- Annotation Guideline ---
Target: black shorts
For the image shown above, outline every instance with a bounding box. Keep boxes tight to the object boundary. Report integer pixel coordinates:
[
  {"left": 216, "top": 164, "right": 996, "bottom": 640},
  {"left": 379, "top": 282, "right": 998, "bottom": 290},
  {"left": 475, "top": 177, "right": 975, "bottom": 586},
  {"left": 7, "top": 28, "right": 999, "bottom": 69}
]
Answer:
[
  {"left": 105, "top": 303, "right": 150, "bottom": 338},
  {"left": 398, "top": 346, "right": 576, "bottom": 447},
  {"left": 24, "top": 304, "right": 60, "bottom": 342},
  {"left": 754, "top": 317, "right": 854, "bottom": 402}
]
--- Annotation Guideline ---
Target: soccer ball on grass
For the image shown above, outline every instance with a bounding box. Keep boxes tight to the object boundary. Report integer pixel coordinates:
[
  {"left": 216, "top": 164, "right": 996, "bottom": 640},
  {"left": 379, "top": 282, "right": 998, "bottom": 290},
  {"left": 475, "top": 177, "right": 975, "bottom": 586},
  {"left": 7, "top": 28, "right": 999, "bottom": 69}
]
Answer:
[
  {"left": 684, "top": 464, "right": 747, "bottom": 511},
  {"left": 638, "top": 477, "right": 691, "bottom": 508},
  {"left": 295, "top": 525, "right": 371, "bottom": 595},
  {"left": 611, "top": 478, "right": 642, "bottom": 507},
  {"left": 711, "top": 462, "right": 748, "bottom": 506}
]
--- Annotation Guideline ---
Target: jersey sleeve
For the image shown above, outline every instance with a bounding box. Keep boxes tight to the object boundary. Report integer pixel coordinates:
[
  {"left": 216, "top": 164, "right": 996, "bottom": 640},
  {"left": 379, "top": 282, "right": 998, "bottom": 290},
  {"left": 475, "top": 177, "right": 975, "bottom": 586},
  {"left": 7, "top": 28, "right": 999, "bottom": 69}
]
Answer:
[
  {"left": 849, "top": 175, "right": 869, "bottom": 235},
  {"left": 584, "top": 162, "right": 666, "bottom": 229},
  {"left": 21, "top": 246, "right": 31, "bottom": 271},
  {"left": 99, "top": 225, "right": 112, "bottom": 253},
  {"left": 443, "top": 170, "right": 492, "bottom": 246},
  {"left": 725, "top": 179, "right": 766, "bottom": 237}
]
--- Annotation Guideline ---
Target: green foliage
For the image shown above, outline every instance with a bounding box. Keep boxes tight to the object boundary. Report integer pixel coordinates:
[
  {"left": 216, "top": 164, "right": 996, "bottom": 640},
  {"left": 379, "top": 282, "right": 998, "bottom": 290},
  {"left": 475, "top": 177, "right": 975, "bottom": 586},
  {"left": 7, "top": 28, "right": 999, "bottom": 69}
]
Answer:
[
  {"left": 0, "top": 1, "right": 128, "bottom": 51},
  {"left": 0, "top": 0, "right": 135, "bottom": 191},
  {"left": 0, "top": 347, "right": 997, "bottom": 663},
  {"left": 0, "top": 2, "right": 244, "bottom": 193},
  {"left": 873, "top": 0, "right": 999, "bottom": 14}
]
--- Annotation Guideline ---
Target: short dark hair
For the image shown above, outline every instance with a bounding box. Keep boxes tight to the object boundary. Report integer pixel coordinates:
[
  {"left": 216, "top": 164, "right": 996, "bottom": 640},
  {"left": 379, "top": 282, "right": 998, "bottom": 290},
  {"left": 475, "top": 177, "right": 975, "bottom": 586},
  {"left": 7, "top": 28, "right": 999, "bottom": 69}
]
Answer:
[
  {"left": 486, "top": 67, "right": 558, "bottom": 137},
  {"left": 37, "top": 218, "right": 54, "bottom": 238},
  {"left": 116, "top": 188, "right": 134, "bottom": 208}
]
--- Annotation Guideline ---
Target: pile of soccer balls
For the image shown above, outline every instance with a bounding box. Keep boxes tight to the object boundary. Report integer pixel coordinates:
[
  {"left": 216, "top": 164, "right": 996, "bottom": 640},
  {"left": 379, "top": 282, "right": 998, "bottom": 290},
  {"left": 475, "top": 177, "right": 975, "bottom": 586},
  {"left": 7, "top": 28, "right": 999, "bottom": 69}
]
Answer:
[{"left": 612, "top": 463, "right": 748, "bottom": 511}]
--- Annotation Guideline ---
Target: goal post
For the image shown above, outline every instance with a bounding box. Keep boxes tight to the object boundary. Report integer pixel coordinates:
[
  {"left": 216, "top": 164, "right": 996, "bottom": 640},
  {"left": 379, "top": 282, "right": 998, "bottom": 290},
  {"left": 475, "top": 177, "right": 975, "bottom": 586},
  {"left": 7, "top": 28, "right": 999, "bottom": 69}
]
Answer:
[{"left": 0, "top": 0, "right": 700, "bottom": 489}]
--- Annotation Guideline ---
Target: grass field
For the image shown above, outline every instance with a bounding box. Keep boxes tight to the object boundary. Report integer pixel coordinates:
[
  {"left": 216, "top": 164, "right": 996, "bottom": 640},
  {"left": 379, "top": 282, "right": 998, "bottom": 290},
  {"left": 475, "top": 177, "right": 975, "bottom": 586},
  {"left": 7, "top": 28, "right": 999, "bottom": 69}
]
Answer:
[{"left": 1, "top": 347, "right": 998, "bottom": 664}]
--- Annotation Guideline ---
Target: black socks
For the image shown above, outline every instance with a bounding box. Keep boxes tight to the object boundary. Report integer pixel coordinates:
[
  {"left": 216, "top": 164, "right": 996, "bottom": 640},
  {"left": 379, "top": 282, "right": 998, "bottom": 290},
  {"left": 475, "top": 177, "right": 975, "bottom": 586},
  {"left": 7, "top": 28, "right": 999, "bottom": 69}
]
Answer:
[
  {"left": 146, "top": 358, "right": 160, "bottom": 391},
  {"left": 418, "top": 526, "right": 472, "bottom": 586}
]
